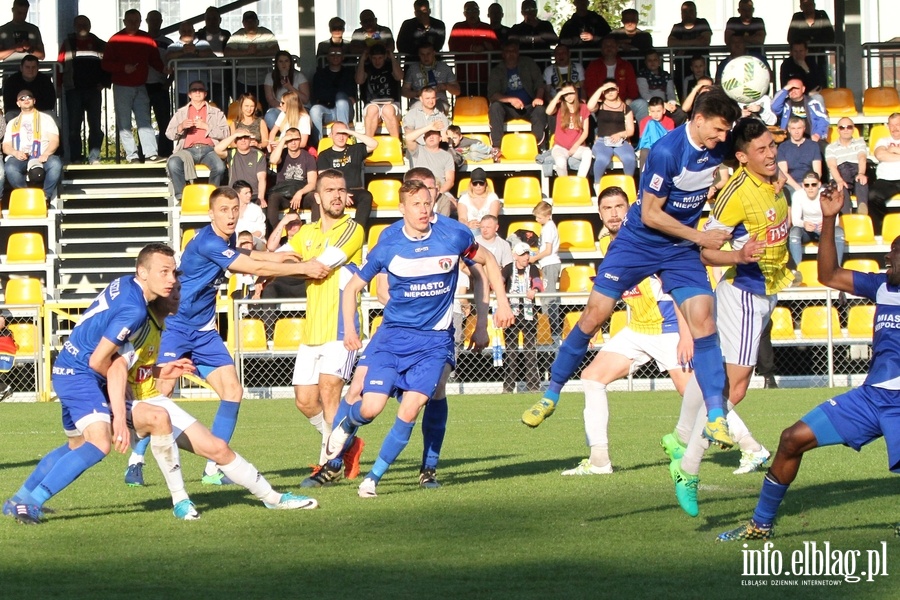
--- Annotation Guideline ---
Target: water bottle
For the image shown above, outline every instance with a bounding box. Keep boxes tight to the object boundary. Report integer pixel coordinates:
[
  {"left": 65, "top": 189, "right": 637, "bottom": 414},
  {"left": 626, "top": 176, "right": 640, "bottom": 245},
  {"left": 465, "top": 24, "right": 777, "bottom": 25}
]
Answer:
[{"left": 492, "top": 332, "right": 503, "bottom": 367}]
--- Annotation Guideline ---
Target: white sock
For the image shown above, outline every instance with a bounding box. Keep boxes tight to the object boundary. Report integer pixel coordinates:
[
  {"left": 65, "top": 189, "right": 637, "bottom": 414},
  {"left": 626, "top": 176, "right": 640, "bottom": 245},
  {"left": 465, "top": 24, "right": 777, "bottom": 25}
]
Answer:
[
  {"left": 150, "top": 433, "right": 189, "bottom": 505},
  {"left": 726, "top": 405, "right": 762, "bottom": 453},
  {"left": 128, "top": 452, "right": 144, "bottom": 467},
  {"left": 582, "top": 380, "right": 609, "bottom": 448},
  {"left": 219, "top": 452, "right": 282, "bottom": 505},
  {"left": 319, "top": 419, "right": 333, "bottom": 465},
  {"left": 308, "top": 411, "right": 326, "bottom": 434},
  {"left": 589, "top": 445, "right": 610, "bottom": 468},
  {"left": 680, "top": 407, "right": 710, "bottom": 476},
  {"left": 675, "top": 376, "right": 704, "bottom": 445}
]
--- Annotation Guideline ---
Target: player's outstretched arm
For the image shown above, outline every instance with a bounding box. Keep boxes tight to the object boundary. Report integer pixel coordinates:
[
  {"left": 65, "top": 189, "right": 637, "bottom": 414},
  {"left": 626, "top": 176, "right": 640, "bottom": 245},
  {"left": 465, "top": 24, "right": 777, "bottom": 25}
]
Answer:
[
  {"left": 228, "top": 253, "right": 330, "bottom": 280},
  {"left": 473, "top": 246, "right": 514, "bottom": 328},
  {"left": 817, "top": 185, "right": 854, "bottom": 293},
  {"left": 641, "top": 191, "right": 731, "bottom": 250}
]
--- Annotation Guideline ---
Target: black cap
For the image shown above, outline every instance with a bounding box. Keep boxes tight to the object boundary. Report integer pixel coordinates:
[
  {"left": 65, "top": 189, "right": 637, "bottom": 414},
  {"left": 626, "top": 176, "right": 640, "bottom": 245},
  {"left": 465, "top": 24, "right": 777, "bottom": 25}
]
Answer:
[{"left": 470, "top": 167, "right": 487, "bottom": 183}]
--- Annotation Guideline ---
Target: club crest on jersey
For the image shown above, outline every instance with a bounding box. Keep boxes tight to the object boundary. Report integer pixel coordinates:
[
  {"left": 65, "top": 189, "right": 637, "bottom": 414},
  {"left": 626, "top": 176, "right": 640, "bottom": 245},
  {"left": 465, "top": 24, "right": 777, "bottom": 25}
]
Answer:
[
  {"left": 438, "top": 257, "right": 453, "bottom": 271},
  {"left": 649, "top": 174, "right": 663, "bottom": 191},
  {"left": 223, "top": 249, "right": 236, "bottom": 258},
  {"left": 765, "top": 207, "right": 777, "bottom": 222}
]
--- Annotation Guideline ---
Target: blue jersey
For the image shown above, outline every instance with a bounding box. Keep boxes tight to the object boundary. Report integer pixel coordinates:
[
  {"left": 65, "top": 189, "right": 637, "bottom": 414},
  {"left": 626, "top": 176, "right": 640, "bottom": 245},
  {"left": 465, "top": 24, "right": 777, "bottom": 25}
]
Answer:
[
  {"left": 167, "top": 225, "right": 239, "bottom": 331},
  {"left": 359, "top": 215, "right": 477, "bottom": 331},
  {"left": 55, "top": 276, "right": 149, "bottom": 379},
  {"left": 853, "top": 272, "right": 900, "bottom": 390},
  {"left": 622, "top": 124, "right": 731, "bottom": 248}
]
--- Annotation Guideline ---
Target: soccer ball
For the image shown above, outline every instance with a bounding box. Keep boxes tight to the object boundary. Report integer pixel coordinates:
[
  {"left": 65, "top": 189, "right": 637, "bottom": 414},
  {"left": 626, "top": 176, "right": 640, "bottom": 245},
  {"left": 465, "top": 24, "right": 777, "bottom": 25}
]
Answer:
[{"left": 720, "top": 55, "right": 771, "bottom": 104}]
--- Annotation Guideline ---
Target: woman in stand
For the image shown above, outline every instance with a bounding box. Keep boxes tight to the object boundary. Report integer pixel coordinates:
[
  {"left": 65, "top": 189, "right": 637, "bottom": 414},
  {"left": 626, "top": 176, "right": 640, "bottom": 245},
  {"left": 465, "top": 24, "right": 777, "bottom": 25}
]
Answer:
[
  {"left": 230, "top": 94, "right": 268, "bottom": 150},
  {"left": 267, "top": 91, "right": 311, "bottom": 151},
  {"left": 457, "top": 167, "right": 500, "bottom": 234},
  {"left": 545, "top": 84, "right": 592, "bottom": 178},
  {"left": 588, "top": 79, "right": 636, "bottom": 193},
  {"left": 263, "top": 51, "right": 310, "bottom": 129}
]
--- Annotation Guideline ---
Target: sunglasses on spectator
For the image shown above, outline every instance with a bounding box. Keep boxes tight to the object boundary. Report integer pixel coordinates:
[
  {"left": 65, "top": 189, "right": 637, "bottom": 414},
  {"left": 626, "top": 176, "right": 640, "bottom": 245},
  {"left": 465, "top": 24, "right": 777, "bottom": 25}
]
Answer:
[
  {"left": 189, "top": 87, "right": 206, "bottom": 92},
  {"left": 837, "top": 124, "right": 854, "bottom": 130},
  {"left": 472, "top": 181, "right": 486, "bottom": 186},
  {"left": 18, "top": 95, "right": 32, "bottom": 101},
  {"left": 803, "top": 182, "right": 820, "bottom": 188}
]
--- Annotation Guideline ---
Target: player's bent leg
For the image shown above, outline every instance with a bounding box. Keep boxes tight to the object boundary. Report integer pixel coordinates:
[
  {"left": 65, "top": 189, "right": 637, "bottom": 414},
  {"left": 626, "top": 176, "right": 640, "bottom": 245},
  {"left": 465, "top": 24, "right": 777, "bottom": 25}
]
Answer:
[
  {"left": 202, "top": 365, "right": 244, "bottom": 478},
  {"left": 720, "top": 363, "right": 769, "bottom": 473},
  {"left": 326, "top": 391, "right": 387, "bottom": 460},
  {"left": 130, "top": 402, "right": 193, "bottom": 515},
  {"left": 361, "top": 391, "right": 430, "bottom": 497}
]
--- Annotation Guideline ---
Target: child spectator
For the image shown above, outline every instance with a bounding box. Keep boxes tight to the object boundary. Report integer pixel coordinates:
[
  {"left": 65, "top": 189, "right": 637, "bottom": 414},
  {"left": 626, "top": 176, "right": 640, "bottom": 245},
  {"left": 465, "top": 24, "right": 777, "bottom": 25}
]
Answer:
[
  {"left": 445, "top": 124, "right": 491, "bottom": 168},
  {"left": 637, "top": 97, "right": 675, "bottom": 168},
  {"left": 530, "top": 201, "right": 562, "bottom": 345}
]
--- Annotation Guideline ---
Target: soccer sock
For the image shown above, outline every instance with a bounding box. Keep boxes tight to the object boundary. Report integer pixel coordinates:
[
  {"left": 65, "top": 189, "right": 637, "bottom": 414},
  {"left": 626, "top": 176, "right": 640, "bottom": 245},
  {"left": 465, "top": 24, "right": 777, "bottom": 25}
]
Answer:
[
  {"left": 691, "top": 333, "right": 726, "bottom": 420},
  {"left": 207, "top": 400, "right": 241, "bottom": 475},
  {"left": 319, "top": 419, "right": 333, "bottom": 466},
  {"left": 583, "top": 380, "right": 610, "bottom": 467},
  {"left": 219, "top": 452, "right": 282, "bottom": 506},
  {"left": 421, "top": 397, "right": 448, "bottom": 471},
  {"left": 368, "top": 417, "right": 414, "bottom": 484},
  {"left": 129, "top": 436, "right": 151, "bottom": 466},
  {"left": 13, "top": 443, "right": 71, "bottom": 502},
  {"left": 308, "top": 411, "right": 326, "bottom": 434},
  {"left": 29, "top": 442, "right": 106, "bottom": 507},
  {"left": 752, "top": 473, "right": 789, "bottom": 528},
  {"left": 680, "top": 408, "right": 710, "bottom": 476},
  {"left": 332, "top": 398, "right": 352, "bottom": 429},
  {"left": 547, "top": 327, "right": 594, "bottom": 403},
  {"left": 675, "top": 376, "right": 704, "bottom": 445},
  {"left": 149, "top": 433, "right": 189, "bottom": 505},
  {"left": 347, "top": 402, "right": 373, "bottom": 428},
  {"left": 725, "top": 404, "right": 762, "bottom": 453}
]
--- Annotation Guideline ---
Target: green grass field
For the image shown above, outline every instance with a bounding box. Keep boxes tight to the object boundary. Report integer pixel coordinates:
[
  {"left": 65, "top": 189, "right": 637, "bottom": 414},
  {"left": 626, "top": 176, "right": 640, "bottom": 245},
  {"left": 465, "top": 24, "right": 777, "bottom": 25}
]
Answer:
[{"left": 1, "top": 389, "right": 898, "bottom": 599}]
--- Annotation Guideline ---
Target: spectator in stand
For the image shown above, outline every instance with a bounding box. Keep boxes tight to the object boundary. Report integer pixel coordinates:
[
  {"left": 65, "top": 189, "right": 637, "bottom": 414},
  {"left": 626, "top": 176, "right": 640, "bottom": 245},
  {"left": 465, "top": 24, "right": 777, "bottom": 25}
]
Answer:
[
  {"left": 403, "top": 86, "right": 449, "bottom": 144},
  {"left": 559, "top": 0, "right": 610, "bottom": 49},
  {"left": 102, "top": 9, "right": 165, "bottom": 164},
  {"left": 230, "top": 93, "right": 268, "bottom": 150},
  {"left": 787, "top": 0, "right": 835, "bottom": 47},
  {"left": 350, "top": 10, "right": 395, "bottom": 54},
  {"left": 502, "top": 242, "right": 544, "bottom": 393},
  {"left": 266, "top": 127, "right": 318, "bottom": 231},
  {"left": 680, "top": 75, "right": 713, "bottom": 115},
  {"left": 165, "top": 80, "right": 229, "bottom": 202},
  {"left": 267, "top": 91, "right": 310, "bottom": 150},
  {"left": 196, "top": 6, "right": 231, "bottom": 109},
  {"left": 667, "top": 1, "right": 713, "bottom": 99},
  {"left": 637, "top": 48, "right": 683, "bottom": 126},
  {"left": 448, "top": 2, "right": 499, "bottom": 98},
  {"left": 609, "top": 9, "right": 653, "bottom": 57},
  {"left": 224, "top": 11, "right": 279, "bottom": 102},
  {"left": 401, "top": 41, "right": 460, "bottom": 114},
  {"left": 0, "top": 0, "right": 43, "bottom": 62},
  {"left": 779, "top": 40, "right": 827, "bottom": 93},
  {"left": 309, "top": 45, "right": 357, "bottom": 144},
  {"left": 825, "top": 117, "right": 869, "bottom": 215},
  {"left": 405, "top": 122, "right": 457, "bottom": 217},
  {"left": 263, "top": 51, "right": 310, "bottom": 130},
  {"left": 487, "top": 40, "right": 548, "bottom": 156},
  {"left": 233, "top": 179, "right": 267, "bottom": 245},
  {"left": 266, "top": 211, "right": 303, "bottom": 252},
  {"left": 488, "top": 3, "right": 510, "bottom": 46},
  {"left": 868, "top": 112, "right": 900, "bottom": 235},
  {"left": 397, "top": 0, "right": 447, "bottom": 58},
  {"left": 637, "top": 97, "right": 675, "bottom": 169},
  {"left": 771, "top": 77, "right": 829, "bottom": 145},
  {"left": 680, "top": 55, "right": 709, "bottom": 103},
  {"left": 355, "top": 43, "right": 403, "bottom": 138},
  {"left": 316, "top": 17, "right": 351, "bottom": 59},
  {"left": 546, "top": 84, "right": 592, "bottom": 179},
  {"left": 457, "top": 167, "right": 500, "bottom": 233},
  {"left": 777, "top": 116, "right": 822, "bottom": 196},
  {"left": 214, "top": 128, "right": 268, "bottom": 203},
  {"left": 2, "top": 88, "right": 61, "bottom": 203},
  {"left": 543, "top": 43, "right": 585, "bottom": 99},
  {"left": 3, "top": 54, "right": 55, "bottom": 121},
  {"left": 259, "top": 212, "right": 307, "bottom": 299},
  {"left": 584, "top": 36, "right": 640, "bottom": 107},
  {"left": 587, "top": 79, "right": 636, "bottom": 188},
  {"left": 446, "top": 124, "right": 493, "bottom": 167},
  {"left": 475, "top": 214, "right": 513, "bottom": 268},
  {"left": 724, "top": 0, "right": 766, "bottom": 47},
  {"left": 789, "top": 171, "right": 844, "bottom": 269},
  {"left": 145, "top": 10, "right": 173, "bottom": 158},
  {"left": 307, "top": 122, "right": 377, "bottom": 227},
  {"left": 58, "top": 15, "right": 107, "bottom": 164},
  {"left": 166, "top": 22, "right": 214, "bottom": 108},
  {"left": 508, "top": 0, "right": 558, "bottom": 52}
]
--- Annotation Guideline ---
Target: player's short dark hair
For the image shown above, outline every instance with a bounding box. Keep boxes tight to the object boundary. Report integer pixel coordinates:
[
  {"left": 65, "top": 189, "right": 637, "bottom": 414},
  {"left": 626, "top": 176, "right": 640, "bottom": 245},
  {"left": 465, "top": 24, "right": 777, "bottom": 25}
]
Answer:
[
  {"left": 210, "top": 185, "right": 238, "bottom": 208},
  {"left": 648, "top": 97, "right": 665, "bottom": 108},
  {"left": 136, "top": 243, "right": 175, "bottom": 270},
  {"left": 399, "top": 179, "right": 430, "bottom": 203},
  {"left": 598, "top": 186, "right": 629, "bottom": 205},
  {"left": 232, "top": 179, "right": 252, "bottom": 194},
  {"left": 316, "top": 168, "right": 346, "bottom": 192},
  {"left": 691, "top": 85, "right": 741, "bottom": 124},
  {"left": 732, "top": 117, "right": 771, "bottom": 152},
  {"left": 405, "top": 167, "right": 436, "bottom": 182}
]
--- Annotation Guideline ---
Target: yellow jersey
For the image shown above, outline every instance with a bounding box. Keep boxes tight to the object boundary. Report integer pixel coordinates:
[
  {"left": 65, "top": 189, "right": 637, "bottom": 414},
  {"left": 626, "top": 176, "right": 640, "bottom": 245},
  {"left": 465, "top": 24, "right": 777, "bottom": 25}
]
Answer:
[
  {"left": 708, "top": 166, "right": 793, "bottom": 296},
  {"left": 289, "top": 214, "right": 364, "bottom": 345},
  {"left": 621, "top": 275, "right": 679, "bottom": 335},
  {"left": 121, "top": 309, "right": 163, "bottom": 401}
]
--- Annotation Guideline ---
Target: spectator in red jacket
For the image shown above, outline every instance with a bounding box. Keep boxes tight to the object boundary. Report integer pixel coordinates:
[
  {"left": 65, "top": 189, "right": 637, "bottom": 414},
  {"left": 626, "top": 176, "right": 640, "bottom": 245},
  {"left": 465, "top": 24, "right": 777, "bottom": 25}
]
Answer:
[{"left": 584, "top": 36, "right": 639, "bottom": 103}]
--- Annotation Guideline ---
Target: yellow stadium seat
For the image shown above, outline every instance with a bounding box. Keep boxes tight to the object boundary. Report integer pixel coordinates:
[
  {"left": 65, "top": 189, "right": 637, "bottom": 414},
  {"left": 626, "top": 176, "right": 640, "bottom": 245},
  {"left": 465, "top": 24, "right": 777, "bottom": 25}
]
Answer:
[
  {"left": 452, "top": 96, "right": 489, "bottom": 125},
  {"left": 368, "top": 179, "right": 402, "bottom": 209},
  {"left": 840, "top": 214, "right": 875, "bottom": 244},
  {"left": 3, "top": 277, "right": 43, "bottom": 305},
  {"left": 819, "top": 87, "right": 858, "bottom": 117},
  {"left": 558, "top": 220, "right": 596, "bottom": 252},
  {"left": 800, "top": 306, "right": 841, "bottom": 340},
  {"left": 239, "top": 319, "right": 267, "bottom": 351},
  {"left": 502, "top": 176, "right": 542, "bottom": 208},
  {"left": 769, "top": 306, "right": 796, "bottom": 341},
  {"left": 868, "top": 124, "right": 890, "bottom": 158},
  {"left": 6, "top": 232, "right": 45, "bottom": 263},
  {"left": 796, "top": 260, "right": 820, "bottom": 287},
  {"left": 181, "top": 184, "right": 216, "bottom": 215},
  {"left": 562, "top": 311, "right": 603, "bottom": 345},
  {"left": 367, "top": 224, "right": 389, "bottom": 249},
  {"left": 559, "top": 265, "right": 596, "bottom": 293},
  {"left": 881, "top": 213, "right": 900, "bottom": 244},
  {"left": 273, "top": 318, "right": 305, "bottom": 350},
  {"left": 598, "top": 173, "right": 637, "bottom": 203},
  {"left": 535, "top": 312, "right": 552, "bottom": 345},
  {"left": 8, "top": 188, "right": 47, "bottom": 218},
  {"left": 499, "top": 133, "right": 538, "bottom": 163},
  {"left": 317, "top": 136, "right": 334, "bottom": 154},
  {"left": 843, "top": 258, "right": 880, "bottom": 273},
  {"left": 370, "top": 315, "right": 383, "bottom": 337},
  {"left": 506, "top": 220, "right": 541, "bottom": 239},
  {"left": 366, "top": 136, "right": 405, "bottom": 166},
  {"left": 551, "top": 176, "right": 592, "bottom": 207},
  {"left": 457, "top": 176, "right": 496, "bottom": 195},
  {"left": 847, "top": 304, "right": 875, "bottom": 339},
  {"left": 862, "top": 86, "right": 900, "bottom": 117},
  {"left": 826, "top": 124, "right": 862, "bottom": 143},
  {"left": 181, "top": 228, "right": 196, "bottom": 251},
  {"left": 9, "top": 322, "right": 37, "bottom": 356}
]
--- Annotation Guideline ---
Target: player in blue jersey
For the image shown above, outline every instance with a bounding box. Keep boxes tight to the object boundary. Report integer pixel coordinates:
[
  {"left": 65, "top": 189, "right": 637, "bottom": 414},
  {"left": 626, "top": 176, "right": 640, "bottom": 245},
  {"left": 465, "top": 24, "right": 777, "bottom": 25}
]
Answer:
[
  {"left": 2, "top": 244, "right": 191, "bottom": 524},
  {"left": 523, "top": 86, "right": 743, "bottom": 450},
  {"left": 325, "top": 178, "right": 514, "bottom": 498},
  {"left": 718, "top": 186, "right": 900, "bottom": 541},
  {"left": 154, "top": 186, "right": 331, "bottom": 485}
]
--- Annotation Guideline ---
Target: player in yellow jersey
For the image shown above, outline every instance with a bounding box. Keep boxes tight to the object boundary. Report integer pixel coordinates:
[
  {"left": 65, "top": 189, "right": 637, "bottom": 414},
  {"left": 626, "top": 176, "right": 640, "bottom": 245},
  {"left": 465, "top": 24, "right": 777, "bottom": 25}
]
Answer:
[
  {"left": 666, "top": 118, "right": 792, "bottom": 517},
  {"left": 561, "top": 187, "right": 695, "bottom": 476},
  {"left": 119, "top": 282, "right": 320, "bottom": 516},
  {"left": 288, "top": 169, "right": 368, "bottom": 487}
]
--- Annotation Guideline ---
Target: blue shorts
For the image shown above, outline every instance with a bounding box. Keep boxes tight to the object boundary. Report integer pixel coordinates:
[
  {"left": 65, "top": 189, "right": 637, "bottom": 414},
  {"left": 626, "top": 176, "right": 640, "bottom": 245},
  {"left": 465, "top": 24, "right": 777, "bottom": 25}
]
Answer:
[
  {"left": 158, "top": 327, "right": 234, "bottom": 369},
  {"left": 359, "top": 326, "right": 454, "bottom": 398},
  {"left": 593, "top": 240, "right": 711, "bottom": 301},
  {"left": 816, "top": 385, "right": 900, "bottom": 473},
  {"left": 52, "top": 369, "right": 111, "bottom": 433}
]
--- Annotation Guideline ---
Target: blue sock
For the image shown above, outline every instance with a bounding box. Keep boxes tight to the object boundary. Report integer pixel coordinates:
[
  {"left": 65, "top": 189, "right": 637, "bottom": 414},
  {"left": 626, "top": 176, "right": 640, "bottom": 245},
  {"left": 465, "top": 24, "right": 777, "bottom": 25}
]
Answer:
[
  {"left": 368, "top": 417, "right": 414, "bottom": 483},
  {"left": 347, "top": 402, "right": 373, "bottom": 428},
  {"left": 332, "top": 398, "right": 352, "bottom": 429},
  {"left": 752, "top": 474, "right": 789, "bottom": 528},
  {"left": 30, "top": 442, "right": 106, "bottom": 507},
  {"left": 421, "top": 398, "right": 448, "bottom": 471},
  {"left": 547, "top": 327, "right": 594, "bottom": 403},
  {"left": 691, "top": 333, "right": 726, "bottom": 418},
  {"left": 210, "top": 400, "right": 241, "bottom": 443},
  {"left": 13, "top": 443, "right": 71, "bottom": 502},
  {"left": 132, "top": 436, "right": 151, "bottom": 459}
]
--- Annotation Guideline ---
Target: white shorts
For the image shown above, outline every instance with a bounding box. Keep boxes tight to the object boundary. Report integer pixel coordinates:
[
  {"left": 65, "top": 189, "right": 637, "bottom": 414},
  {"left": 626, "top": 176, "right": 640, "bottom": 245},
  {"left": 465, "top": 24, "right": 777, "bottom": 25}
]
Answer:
[
  {"left": 601, "top": 327, "right": 682, "bottom": 372},
  {"left": 131, "top": 396, "right": 198, "bottom": 439},
  {"left": 292, "top": 341, "right": 358, "bottom": 386},
  {"left": 364, "top": 101, "right": 401, "bottom": 118},
  {"left": 715, "top": 279, "right": 777, "bottom": 367}
]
